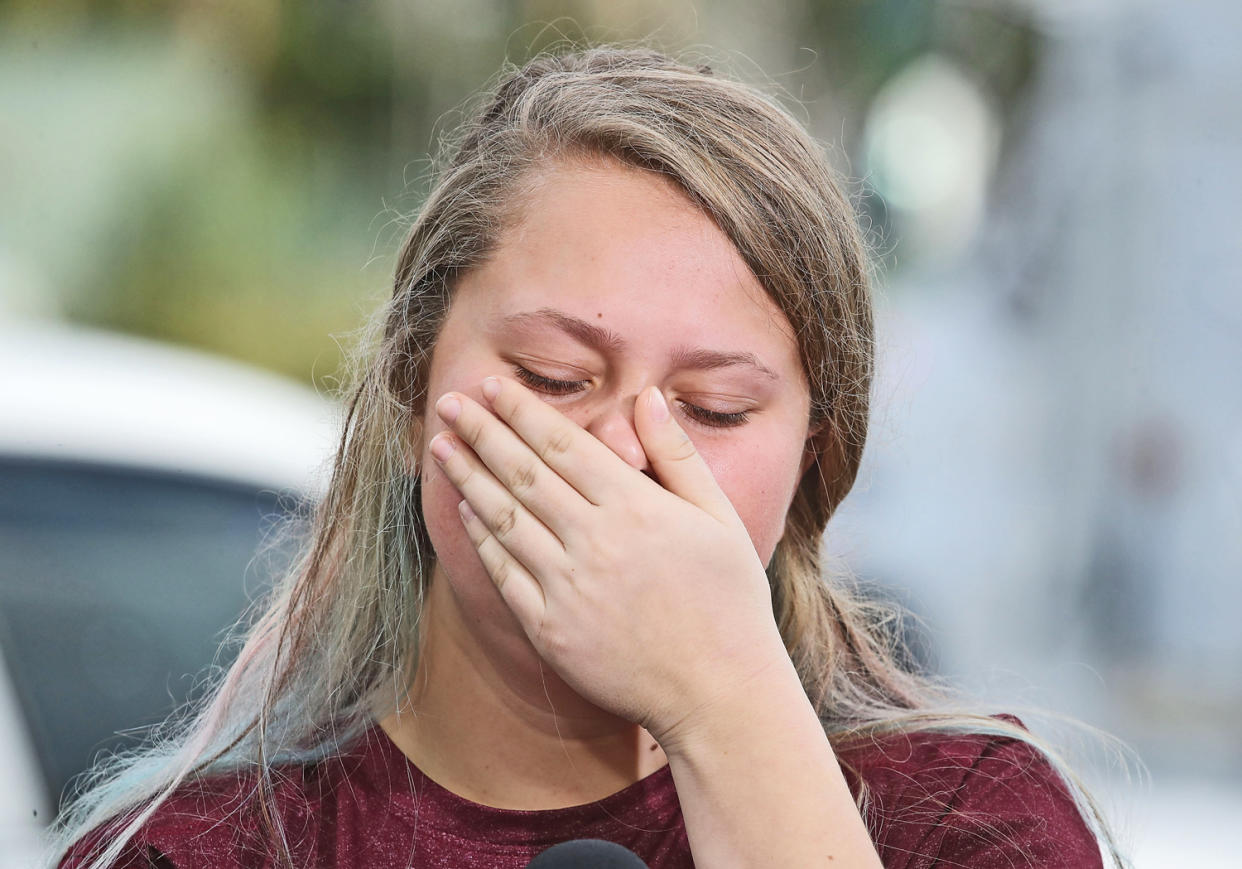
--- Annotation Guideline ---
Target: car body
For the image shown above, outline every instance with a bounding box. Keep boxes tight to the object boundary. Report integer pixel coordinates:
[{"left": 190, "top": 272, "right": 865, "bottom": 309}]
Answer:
[{"left": 0, "top": 322, "right": 338, "bottom": 864}]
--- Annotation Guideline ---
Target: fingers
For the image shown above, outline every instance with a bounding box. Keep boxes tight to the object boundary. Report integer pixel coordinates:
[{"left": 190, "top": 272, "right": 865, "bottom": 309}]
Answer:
[
  {"left": 455, "top": 498, "right": 546, "bottom": 631},
  {"left": 442, "top": 376, "right": 736, "bottom": 527},
  {"left": 428, "top": 427, "right": 570, "bottom": 579},
  {"left": 474, "top": 376, "right": 639, "bottom": 505},
  {"left": 632, "top": 386, "right": 739, "bottom": 526},
  {"left": 433, "top": 390, "right": 591, "bottom": 542}
]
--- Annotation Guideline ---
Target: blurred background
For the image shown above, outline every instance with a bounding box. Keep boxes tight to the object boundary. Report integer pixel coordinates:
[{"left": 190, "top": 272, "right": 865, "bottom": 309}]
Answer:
[{"left": 1, "top": 0, "right": 1238, "bottom": 865}]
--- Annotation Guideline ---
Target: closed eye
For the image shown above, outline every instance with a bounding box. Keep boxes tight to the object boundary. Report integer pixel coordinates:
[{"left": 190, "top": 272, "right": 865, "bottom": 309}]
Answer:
[
  {"left": 512, "top": 365, "right": 588, "bottom": 395},
  {"left": 512, "top": 366, "right": 751, "bottom": 428},
  {"left": 685, "top": 406, "right": 750, "bottom": 428}
]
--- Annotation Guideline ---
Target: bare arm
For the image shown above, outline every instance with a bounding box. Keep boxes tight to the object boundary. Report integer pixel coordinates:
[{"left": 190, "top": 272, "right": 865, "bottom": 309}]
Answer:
[{"left": 661, "top": 653, "right": 883, "bottom": 869}]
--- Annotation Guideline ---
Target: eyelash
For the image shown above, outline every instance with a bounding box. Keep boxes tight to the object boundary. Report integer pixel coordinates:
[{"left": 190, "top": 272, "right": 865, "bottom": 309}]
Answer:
[{"left": 512, "top": 366, "right": 751, "bottom": 428}]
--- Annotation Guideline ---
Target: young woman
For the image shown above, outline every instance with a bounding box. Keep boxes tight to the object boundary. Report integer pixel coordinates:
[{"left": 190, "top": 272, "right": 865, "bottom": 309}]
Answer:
[{"left": 53, "top": 47, "right": 1120, "bottom": 868}]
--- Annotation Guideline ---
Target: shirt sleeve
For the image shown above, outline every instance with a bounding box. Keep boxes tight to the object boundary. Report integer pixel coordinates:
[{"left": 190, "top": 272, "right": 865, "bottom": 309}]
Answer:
[
  {"left": 58, "top": 828, "right": 179, "bottom": 869},
  {"left": 55, "top": 781, "right": 255, "bottom": 869},
  {"left": 918, "top": 736, "right": 1104, "bottom": 869}
]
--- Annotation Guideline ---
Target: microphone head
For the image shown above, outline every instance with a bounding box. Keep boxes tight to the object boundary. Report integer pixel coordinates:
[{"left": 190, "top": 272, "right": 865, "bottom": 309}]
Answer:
[{"left": 525, "top": 838, "right": 650, "bottom": 868}]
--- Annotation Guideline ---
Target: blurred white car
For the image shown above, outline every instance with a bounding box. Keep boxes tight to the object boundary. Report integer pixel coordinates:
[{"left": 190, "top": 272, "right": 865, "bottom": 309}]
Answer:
[{"left": 0, "top": 323, "right": 338, "bottom": 865}]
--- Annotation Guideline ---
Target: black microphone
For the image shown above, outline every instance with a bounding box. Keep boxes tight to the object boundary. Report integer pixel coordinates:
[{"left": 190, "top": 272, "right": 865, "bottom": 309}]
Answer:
[{"left": 525, "top": 838, "right": 651, "bottom": 868}]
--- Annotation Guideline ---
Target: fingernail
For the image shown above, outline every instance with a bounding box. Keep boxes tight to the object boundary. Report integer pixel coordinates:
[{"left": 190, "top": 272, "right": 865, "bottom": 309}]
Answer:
[
  {"left": 436, "top": 394, "right": 461, "bottom": 424},
  {"left": 482, "top": 377, "right": 500, "bottom": 402},
  {"left": 457, "top": 499, "right": 476, "bottom": 522},
  {"left": 429, "top": 433, "right": 455, "bottom": 462},
  {"left": 648, "top": 387, "right": 669, "bottom": 422}
]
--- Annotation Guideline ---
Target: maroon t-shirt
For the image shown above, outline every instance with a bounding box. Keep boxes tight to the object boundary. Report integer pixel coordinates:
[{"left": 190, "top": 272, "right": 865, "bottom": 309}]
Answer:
[{"left": 62, "top": 719, "right": 1103, "bottom": 868}]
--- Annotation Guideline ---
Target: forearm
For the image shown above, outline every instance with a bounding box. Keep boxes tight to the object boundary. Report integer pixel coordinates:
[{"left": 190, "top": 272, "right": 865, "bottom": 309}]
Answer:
[{"left": 662, "top": 655, "right": 883, "bottom": 869}]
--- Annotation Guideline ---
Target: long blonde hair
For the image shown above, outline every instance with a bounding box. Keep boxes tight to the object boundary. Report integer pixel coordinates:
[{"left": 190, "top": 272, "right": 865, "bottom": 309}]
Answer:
[{"left": 49, "top": 45, "right": 1123, "bottom": 867}]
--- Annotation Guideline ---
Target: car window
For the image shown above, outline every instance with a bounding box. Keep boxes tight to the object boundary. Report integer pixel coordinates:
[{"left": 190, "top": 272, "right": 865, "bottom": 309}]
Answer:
[{"left": 0, "top": 458, "right": 308, "bottom": 809}]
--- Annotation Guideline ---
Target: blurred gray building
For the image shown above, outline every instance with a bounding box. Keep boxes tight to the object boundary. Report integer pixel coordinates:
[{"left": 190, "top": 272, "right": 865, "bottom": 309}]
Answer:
[{"left": 834, "top": 0, "right": 1242, "bottom": 792}]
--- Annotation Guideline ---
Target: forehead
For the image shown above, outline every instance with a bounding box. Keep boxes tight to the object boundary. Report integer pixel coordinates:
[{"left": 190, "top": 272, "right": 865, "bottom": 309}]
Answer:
[{"left": 455, "top": 160, "right": 805, "bottom": 381}]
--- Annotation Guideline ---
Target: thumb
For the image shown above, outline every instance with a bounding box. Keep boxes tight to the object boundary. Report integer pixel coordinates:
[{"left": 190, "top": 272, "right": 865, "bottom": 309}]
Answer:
[{"left": 634, "top": 386, "right": 738, "bottom": 524}]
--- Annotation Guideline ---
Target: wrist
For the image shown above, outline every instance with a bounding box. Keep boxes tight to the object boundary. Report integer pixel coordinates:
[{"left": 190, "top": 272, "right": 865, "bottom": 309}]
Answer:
[{"left": 653, "top": 645, "right": 812, "bottom": 761}]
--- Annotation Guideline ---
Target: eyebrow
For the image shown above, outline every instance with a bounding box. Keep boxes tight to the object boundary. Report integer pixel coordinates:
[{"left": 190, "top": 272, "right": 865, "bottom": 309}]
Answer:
[
  {"left": 497, "top": 307, "right": 781, "bottom": 381},
  {"left": 500, "top": 308, "right": 625, "bottom": 354},
  {"left": 669, "top": 345, "right": 780, "bottom": 381}
]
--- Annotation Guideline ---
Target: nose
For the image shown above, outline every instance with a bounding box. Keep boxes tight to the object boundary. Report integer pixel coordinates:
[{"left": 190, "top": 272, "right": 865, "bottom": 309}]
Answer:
[{"left": 583, "top": 396, "right": 652, "bottom": 474}]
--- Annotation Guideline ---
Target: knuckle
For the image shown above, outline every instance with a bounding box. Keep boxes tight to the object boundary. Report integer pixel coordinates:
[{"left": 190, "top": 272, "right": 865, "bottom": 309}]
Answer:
[
  {"left": 541, "top": 428, "right": 574, "bottom": 462},
  {"left": 490, "top": 503, "right": 519, "bottom": 537},
  {"left": 589, "top": 543, "right": 617, "bottom": 571},
  {"left": 462, "top": 415, "right": 488, "bottom": 447},
  {"left": 489, "top": 558, "right": 510, "bottom": 591},
  {"left": 667, "top": 433, "right": 699, "bottom": 463},
  {"left": 539, "top": 625, "right": 572, "bottom": 658},
  {"left": 619, "top": 501, "right": 649, "bottom": 531},
  {"left": 504, "top": 397, "right": 527, "bottom": 429},
  {"left": 555, "top": 561, "right": 579, "bottom": 589},
  {"left": 508, "top": 461, "right": 538, "bottom": 494}
]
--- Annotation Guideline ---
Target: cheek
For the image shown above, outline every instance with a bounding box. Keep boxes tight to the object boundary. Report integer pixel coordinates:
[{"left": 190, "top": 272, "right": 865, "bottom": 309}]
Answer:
[
  {"left": 422, "top": 467, "right": 468, "bottom": 586},
  {"left": 422, "top": 466, "right": 464, "bottom": 559},
  {"left": 701, "top": 437, "right": 806, "bottom": 563},
  {"left": 421, "top": 460, "right": 522, "bottom": 626}
]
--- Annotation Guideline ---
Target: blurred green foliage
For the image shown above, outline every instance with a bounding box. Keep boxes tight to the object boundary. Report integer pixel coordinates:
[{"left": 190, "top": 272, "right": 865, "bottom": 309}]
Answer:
[{"left": 0, "top": 0, "right": 1037, "bottom": 389}]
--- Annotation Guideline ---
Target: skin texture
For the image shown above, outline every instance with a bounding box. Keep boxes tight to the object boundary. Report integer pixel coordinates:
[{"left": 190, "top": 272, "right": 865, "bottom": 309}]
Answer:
[{"left": 380, "top": 159, "right": 882, "bottom": 866}]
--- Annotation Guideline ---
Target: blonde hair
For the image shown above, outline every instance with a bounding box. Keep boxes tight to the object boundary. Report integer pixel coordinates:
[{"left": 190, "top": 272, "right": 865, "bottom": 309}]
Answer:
[{"left": 49, "top": 46, "right": 1124, "bottom": 867}]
